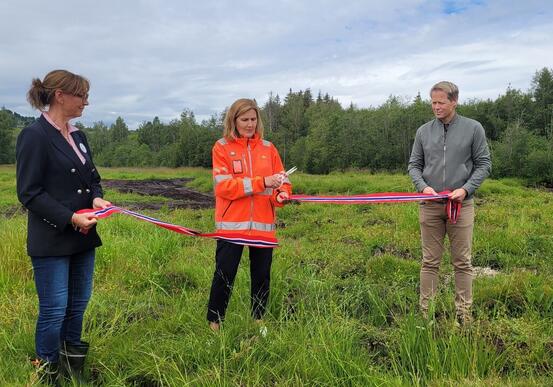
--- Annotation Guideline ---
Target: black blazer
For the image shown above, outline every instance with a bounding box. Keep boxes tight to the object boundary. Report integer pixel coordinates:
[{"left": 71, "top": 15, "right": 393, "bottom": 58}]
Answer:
[{"left": 16, "top": 115, "right": 103, "bottom": 256}]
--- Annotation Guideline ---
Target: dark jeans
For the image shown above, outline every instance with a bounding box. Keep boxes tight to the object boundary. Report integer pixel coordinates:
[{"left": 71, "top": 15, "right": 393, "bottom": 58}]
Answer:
[
  {"left": 207, "top": 240, "right": 273, "bottom": 323},
  {"left": 31, "top": 249, "right": 95, "bottom": 362}
]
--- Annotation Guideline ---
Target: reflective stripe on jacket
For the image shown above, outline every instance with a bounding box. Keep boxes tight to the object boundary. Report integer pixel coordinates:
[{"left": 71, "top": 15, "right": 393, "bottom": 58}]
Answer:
[{"left": 212, "top": 134, "right": 292, "bottom": 238}]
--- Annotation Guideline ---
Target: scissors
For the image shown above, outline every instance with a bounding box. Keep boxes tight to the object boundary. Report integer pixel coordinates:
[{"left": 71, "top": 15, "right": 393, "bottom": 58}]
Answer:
[
  {"left": 276, "top": 166, "right": 297, "bottom": 189},
  {"left": 285, "top": 166, "right": 297, "bottom": 176}
]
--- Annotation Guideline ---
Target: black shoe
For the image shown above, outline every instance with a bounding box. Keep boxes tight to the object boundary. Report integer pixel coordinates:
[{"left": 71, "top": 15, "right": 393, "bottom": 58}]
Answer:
[
  {"left": 59, "top": 341, "right": 89, "bottom": 382},
  {"left": 32, "top": 358, "right": 60, "bottom": 386}
]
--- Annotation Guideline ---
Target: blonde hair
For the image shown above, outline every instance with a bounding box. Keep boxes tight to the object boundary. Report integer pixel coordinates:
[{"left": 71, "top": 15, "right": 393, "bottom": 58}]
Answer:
[
  {"left": 223, "top": 98, "right": 264, "bottom": 140},
  {"left": 27, "top": 69, "right": 90, "bottom": 110},
  {"left": 430, "top": 81, "right": 459, "bottom": 102}
]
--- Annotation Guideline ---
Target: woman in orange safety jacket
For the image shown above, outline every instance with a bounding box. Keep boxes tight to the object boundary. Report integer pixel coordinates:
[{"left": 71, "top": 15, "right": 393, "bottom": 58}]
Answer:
[{"left": 207, "top": 98, "right": 292, "bottom": 331}]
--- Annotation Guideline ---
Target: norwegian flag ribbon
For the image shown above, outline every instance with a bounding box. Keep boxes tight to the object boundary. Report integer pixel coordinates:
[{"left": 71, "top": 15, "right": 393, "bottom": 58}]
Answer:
[
  {"left": 76, "top": 206, "right": 278, "bottom": 248},
  {"left": 290, "top": 191, "right": 462, "bottom": 223},
  {"left": 78, "top": 192, "right": 460, "bottom": 249}
]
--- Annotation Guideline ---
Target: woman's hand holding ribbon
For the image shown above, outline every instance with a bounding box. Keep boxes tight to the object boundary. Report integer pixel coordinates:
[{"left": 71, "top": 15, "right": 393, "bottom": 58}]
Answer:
[
  {"left": 71, "top": 212, "right": 98, "bottom": 231},
  {"left": 276, "top": 191, "right": 290, "bottom": 203},
  {"left": 93, "top": 197, "right": 112, "bottom": 209}
]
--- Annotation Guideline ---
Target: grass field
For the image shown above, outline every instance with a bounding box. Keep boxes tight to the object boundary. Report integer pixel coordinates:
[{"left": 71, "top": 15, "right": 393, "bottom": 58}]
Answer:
[{"left": 0, "top": 165, "right": 552, "bottom": 386}]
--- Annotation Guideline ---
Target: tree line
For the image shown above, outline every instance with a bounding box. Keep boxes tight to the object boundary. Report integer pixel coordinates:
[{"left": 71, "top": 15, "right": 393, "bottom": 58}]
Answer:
[{"left": 1, "top": 67, "right": 552, "bottom": 184}]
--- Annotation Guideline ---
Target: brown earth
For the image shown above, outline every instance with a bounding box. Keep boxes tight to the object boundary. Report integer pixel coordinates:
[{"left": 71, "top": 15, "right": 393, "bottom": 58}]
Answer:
[
  {"left": 102, "top": 178, "right": 214, "bottom": 210},
  {"left": 3, "top": 178, "right": 214, "bottom": 216}
]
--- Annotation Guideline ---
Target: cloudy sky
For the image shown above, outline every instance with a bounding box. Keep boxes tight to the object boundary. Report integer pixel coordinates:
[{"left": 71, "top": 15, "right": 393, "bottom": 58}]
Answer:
[{"left": 1, "top": 0, "right": 551, "bottom": 128}]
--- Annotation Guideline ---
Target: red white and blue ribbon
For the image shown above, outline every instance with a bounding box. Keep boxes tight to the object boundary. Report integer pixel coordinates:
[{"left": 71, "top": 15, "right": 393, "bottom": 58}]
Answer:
[
  {"left": 77, "top": 206, "right": 278, "bottom": 248},
  {"left": 78, "top": 192, "right": 460, "bottom": 248},
  {"left": 290, "top": 191, "right": 462, "bottom": 223}
]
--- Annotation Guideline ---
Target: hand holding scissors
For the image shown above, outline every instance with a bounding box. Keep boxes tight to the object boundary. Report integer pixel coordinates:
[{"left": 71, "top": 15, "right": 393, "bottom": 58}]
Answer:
[
  {"left": 277, "top": 166, "right": 297, "bottom": 187},
  {"left": 265, "top": 166, "right": 298, "bottom": 188}
]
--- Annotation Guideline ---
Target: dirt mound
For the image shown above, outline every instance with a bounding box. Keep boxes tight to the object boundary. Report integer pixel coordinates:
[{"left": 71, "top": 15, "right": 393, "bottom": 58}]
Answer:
[
  {"left": 2, "top": 178, "right": 214, "bottom": 217},
  {"left": 102, "top": 178, "right": 214, "bottom": 210}
]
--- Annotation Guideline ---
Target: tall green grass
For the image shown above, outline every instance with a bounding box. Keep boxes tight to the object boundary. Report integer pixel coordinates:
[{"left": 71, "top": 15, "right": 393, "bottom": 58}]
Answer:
[{"left": 0, "top": 166, "right": 552, "bottom": 385}]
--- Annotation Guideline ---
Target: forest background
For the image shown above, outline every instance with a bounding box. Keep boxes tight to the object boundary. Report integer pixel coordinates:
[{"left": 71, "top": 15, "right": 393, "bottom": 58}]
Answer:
[{"left": 1, "top": 68, "right": 552, "bottom": 185}]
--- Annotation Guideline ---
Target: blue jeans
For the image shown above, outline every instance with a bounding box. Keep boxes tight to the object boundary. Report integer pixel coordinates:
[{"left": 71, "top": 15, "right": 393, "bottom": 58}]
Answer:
[{"left": 31, "top": 249, "right": 95, "bottom": 362}]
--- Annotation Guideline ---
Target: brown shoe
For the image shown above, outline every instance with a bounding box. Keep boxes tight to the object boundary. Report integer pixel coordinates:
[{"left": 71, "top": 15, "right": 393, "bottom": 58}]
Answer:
[{"left": 455, "top": 313, "right": 473, "bottom": 327}]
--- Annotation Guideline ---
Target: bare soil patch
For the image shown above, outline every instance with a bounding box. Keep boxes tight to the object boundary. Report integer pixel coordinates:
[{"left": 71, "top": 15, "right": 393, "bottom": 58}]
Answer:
[
  {"left": 102, "top": 178, "right": 214, "bottom": 210},
  {"left": 3, "top": 178, "right": 214, "bottom": 216},
  {"left": 473, "top": 266, "right": 501, "bottom": 277}
]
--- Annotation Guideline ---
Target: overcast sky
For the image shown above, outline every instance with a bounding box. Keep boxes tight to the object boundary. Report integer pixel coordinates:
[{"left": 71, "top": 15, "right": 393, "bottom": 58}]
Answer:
[{"left": 1, "top": 0, "right": 551, "bottom": 128}]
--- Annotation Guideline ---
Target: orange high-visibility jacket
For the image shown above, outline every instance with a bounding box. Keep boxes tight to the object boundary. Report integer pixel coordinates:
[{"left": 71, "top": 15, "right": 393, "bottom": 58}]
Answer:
[{"left": 212, "top": 134, "right": 292, "bottom": 239}]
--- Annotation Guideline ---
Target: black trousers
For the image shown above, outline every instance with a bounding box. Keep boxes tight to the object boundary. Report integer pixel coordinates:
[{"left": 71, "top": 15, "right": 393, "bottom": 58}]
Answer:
[{"left": 207, "top": 240, "right": 273, "bottom": 323}]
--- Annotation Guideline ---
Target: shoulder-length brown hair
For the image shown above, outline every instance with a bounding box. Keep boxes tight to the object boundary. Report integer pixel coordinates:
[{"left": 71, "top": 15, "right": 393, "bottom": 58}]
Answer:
[{"left": 223, "top": 98, "right": 264, "bottom": 140}]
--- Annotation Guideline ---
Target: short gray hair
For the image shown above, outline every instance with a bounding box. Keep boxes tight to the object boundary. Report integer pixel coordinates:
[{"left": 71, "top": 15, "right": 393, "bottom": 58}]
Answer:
[{"left": 430, "top": 81, "right": 459, "bottom": 101}]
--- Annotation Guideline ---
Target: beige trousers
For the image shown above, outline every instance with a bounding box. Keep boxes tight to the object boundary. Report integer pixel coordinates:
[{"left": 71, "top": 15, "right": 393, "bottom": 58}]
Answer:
[{"left": 419, "top": 199, "right": 475, "bottom": 316}]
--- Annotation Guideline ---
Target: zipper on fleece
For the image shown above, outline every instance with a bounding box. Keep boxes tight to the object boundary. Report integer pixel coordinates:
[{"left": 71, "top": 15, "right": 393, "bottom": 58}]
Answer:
[{"left": 443, "top": 125, "right": 447, "bottom": 190}]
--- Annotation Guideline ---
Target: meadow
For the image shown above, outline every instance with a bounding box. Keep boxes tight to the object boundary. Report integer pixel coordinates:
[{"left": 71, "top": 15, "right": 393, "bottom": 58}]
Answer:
[{"left": 0, "top": 164, "right": 552, "bottom": 386}]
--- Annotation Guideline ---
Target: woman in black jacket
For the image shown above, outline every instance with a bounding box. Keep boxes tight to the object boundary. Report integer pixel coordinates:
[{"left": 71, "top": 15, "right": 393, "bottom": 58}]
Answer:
[{"left": 16, "top": 69, "right": 110, "bottom": 384}]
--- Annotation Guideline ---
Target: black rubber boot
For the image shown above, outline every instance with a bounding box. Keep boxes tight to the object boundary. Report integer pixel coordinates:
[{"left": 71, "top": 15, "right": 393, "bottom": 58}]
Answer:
[{"left": 59, "top": 341, "right": 89, "bottom": 382}]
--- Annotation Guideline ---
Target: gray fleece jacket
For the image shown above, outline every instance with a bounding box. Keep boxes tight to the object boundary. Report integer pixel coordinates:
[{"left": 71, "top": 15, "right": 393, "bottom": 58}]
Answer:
[{"left": 408, "top": 114, "right": 491, "bottom": 198}]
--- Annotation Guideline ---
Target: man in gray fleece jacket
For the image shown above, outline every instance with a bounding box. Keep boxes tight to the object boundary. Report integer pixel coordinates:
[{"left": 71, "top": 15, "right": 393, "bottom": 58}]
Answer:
[{"left": 408, "top": 81, "right": 491, "bottom": 324}]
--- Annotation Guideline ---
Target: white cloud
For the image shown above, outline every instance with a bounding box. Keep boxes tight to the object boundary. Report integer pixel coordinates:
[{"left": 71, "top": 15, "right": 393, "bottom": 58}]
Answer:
[{"left": 1, "top": 0, "right": 551, "bottom": 128}]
